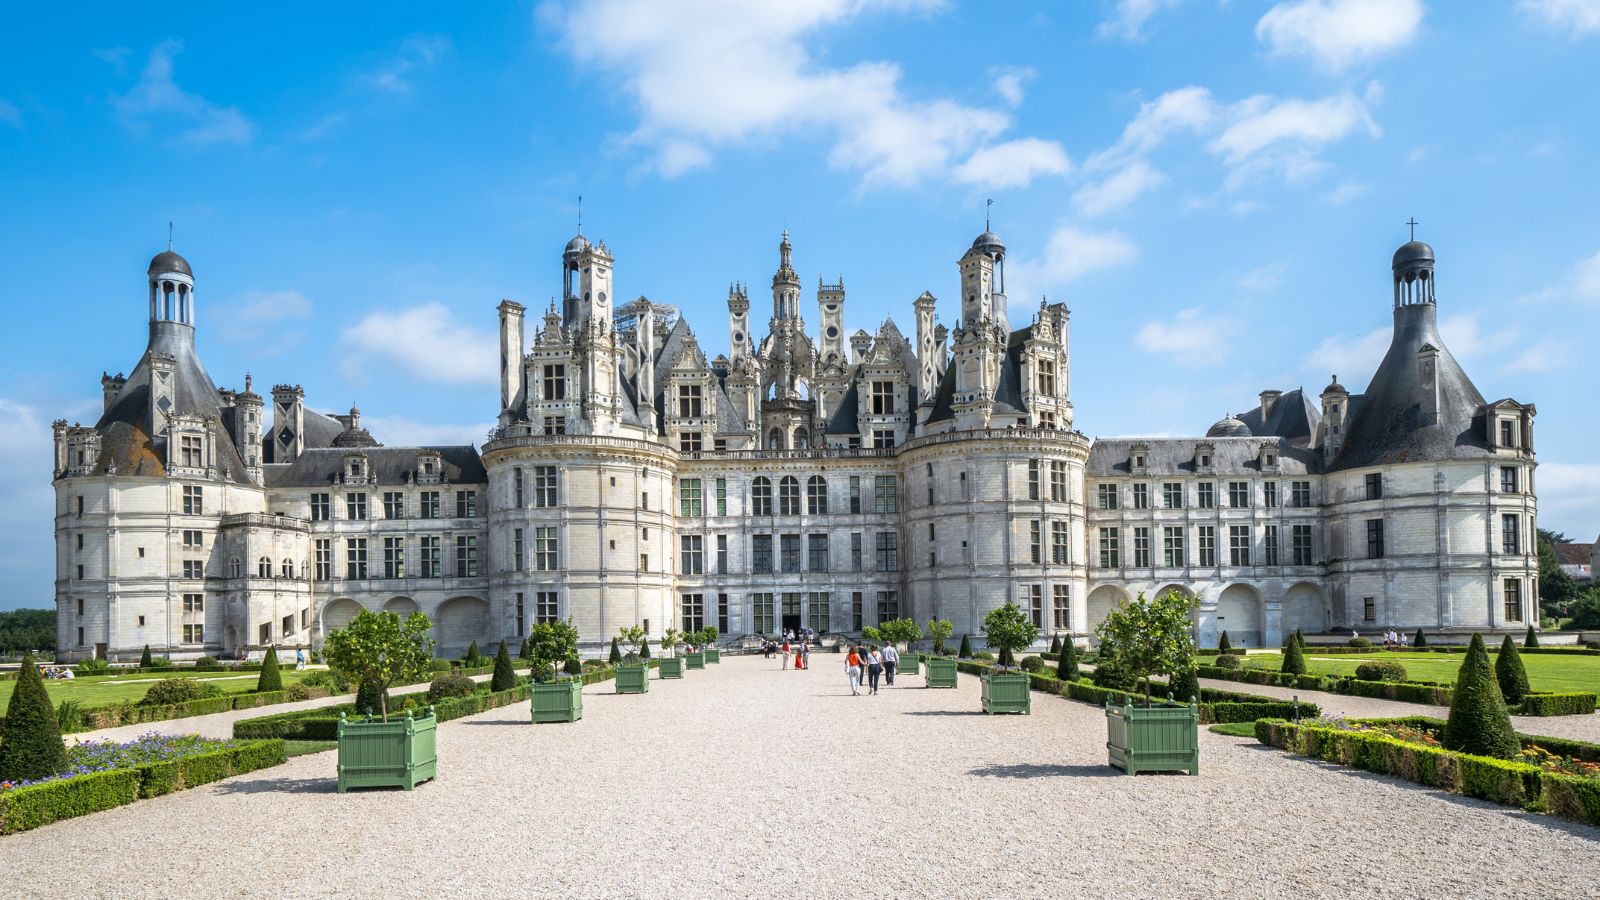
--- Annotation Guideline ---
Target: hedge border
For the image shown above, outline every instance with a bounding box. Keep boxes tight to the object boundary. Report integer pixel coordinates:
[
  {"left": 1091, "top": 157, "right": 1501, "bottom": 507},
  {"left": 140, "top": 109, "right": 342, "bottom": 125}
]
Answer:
[
  {"left": 1197, "top": 664, "right": 1598, "bottom": 716},
  {"left": 1299, "top": 645, "right": 1599, "bottom": 656},
  {"left": 1254, "top": 718, "right": 1600, "bottom": 827},
  {"left": 948, "top": 660, "right": 1317, "bottom": 723},
  {"left": 0, "top": 739, "right": 287, "bottom": 835}
]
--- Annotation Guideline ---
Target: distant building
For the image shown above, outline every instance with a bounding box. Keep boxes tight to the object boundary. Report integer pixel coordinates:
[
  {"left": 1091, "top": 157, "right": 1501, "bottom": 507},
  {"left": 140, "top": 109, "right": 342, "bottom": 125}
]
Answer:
[
  {"left": 52, "top": 228, "right": 1539, "bottom": 660},
  {"left": 1555, "top": 542, "right": 1594, "bottom": 583}
]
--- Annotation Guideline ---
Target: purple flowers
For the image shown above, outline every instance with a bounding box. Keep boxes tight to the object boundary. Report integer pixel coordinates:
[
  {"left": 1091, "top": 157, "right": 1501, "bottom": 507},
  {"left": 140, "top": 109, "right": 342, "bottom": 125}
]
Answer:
[{"left": 0, "top": 732, "right": 234, "bottom": 792}]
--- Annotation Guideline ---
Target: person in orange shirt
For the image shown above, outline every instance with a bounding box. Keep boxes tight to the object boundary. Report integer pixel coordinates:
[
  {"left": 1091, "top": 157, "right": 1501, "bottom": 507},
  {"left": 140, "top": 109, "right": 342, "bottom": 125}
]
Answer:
[{"left": 845, "top": 646, "right": 862, "bottom": 695}]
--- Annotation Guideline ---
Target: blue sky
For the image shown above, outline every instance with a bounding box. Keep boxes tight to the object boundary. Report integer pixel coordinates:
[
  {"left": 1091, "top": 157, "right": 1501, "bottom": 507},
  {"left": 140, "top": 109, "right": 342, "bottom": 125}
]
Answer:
[{"left": 2, "top": 1, "right": 1598, "bottom": 610}]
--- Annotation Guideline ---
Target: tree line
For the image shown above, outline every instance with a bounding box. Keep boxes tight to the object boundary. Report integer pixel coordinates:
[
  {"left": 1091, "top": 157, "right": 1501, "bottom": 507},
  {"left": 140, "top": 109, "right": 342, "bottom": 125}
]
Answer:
[{"left": 0, "top": 609, "right": 55, "bottom": 655}]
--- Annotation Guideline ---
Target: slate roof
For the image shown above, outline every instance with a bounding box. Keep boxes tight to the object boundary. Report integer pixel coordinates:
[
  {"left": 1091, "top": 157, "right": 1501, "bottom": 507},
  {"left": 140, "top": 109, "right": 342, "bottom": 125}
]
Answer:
[
  {"left": 1555, "top": 543, "right": 1594, "bottom": 567},
  {"left": 923, "top": 325, "right": 1034, "bottom": 425},
  {"left": 1236, "top": 388, "right": 1321, "bottom": 446},
  {"left": 265, "top": 446, "right": 487, "bottom": 488},
  {"left": 1086, "top": 437, "right": 1319, "bottom": 477}
]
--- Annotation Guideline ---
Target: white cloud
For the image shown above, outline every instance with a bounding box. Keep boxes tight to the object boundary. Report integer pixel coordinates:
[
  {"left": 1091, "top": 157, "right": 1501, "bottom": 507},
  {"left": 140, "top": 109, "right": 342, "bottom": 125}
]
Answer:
[
  {"left": 1518, "top": 248, "right": 1600, "bottom": 305},
  {"left": 1518, "top": 0, "right": 1600, "bottom": 36},
  {"left": 1208, "top": 86, "right": 1381, "bottom": 183},
  {"left": 1537, "top": 462, "right": 1600, "bottom": 542},
  {"left": 1016, "top": 225, "right": 1140, "bottom": 292},
  {"left": 1256, "top": 0, "right": 1424, "bottom": 70},
  {"left": 0, "top": 99, "right": 20, "bottom": 129},
  {"left": 112, "top": 40, "right": 254, "bottom": 145},
  {"left": 1500, "top": 338, "right": 1573, "bottom": 373},
  {"left": 1098, "top": 0, "right": 1184, "bottom": 40},
  {"left": 1087, "top": 86, "right": 1216, "bottom": 170},
  {"left": 211, "top": 290, "right": 314, "bottom": 352},
  {"left": 990, "top": 66, "right": 1034, "bottom": 107},
  {"left": 297, "top": 113, "right": 347, "bottom": 141},
  {"left": 1072, "top": 159, "right": 1166, "bottom": 217},
  {"left": 1304, "top": 329, "right": 1388, "bottom": 385},
  {"left": 546, "top": 0, "right": 1045, "bottom": 188},
  {"left": 339, "top": 303, "right": 498, "bottom": 386},
  {"left": 1134, "top": 307, "right": 1231, "bottom": 357},
  {"left": 1323, "top": 181, "right": 1368, "bottom": 204},
  {"left": 1237, "top": 262, "right": 1288, "bottom": 292},
  {"left": 952, "top": 138, "right": 1070, "bottom": 189},
  {"left": 361, "top": 415, "right": 494, "bottom": 448},
  {"left": 362, "top": 35, "right": 451, "bottom": 95}
]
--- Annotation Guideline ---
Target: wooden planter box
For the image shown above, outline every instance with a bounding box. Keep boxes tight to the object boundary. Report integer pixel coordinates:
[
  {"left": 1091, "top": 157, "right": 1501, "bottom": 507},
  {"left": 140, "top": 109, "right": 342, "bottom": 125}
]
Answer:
[
  {"left": 980, "top": 672, "right": 1032, "bottom": 714},
  {"left": 924, "top": 657, "right": 958, "bottom": 688},
  {"left": 336, "top": 708, "right": 437, "bottom": 793},
  {"left": 704, "top": 648, "right": 721, "bottom": 664},
  {"left": 530, "top": 679, "right": 583, "bottom": 723},
  {"left": 615, "top": 663, "right": 650, "bottom": 694},
  {"left": 899, "top": 652, "right": 920, "bottom": 675},
  {"left": 658, "top": 656, "right": 685, "bottom": 679},
  {"left": 1105, "top": 700, "right": 1200, "bottom": 775},
  {"left": 685, "top": 651, "right": 706, "bottom": 669}
]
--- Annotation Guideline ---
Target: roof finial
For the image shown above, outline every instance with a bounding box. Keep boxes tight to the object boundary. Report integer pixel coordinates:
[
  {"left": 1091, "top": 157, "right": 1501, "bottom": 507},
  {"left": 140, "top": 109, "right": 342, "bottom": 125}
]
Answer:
[
  {"left": 1406, "top": 217, "right": 1418, "bottom": 241},
  {"left": 986, "top": 198, "right": 993, "bottom": 231},
  {"left": 577, "top": 194, "right": 583, "bottom": 236},
  {"left": 167, "top": 221, "right": 174, "bottom": 251}
]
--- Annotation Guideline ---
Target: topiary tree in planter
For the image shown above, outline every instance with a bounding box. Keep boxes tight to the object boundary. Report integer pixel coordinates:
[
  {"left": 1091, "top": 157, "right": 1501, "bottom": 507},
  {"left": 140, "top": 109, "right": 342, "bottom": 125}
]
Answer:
[
  {"left": 1413, "top": 628, "right": 1427, "bottom": 648},
  {"left": 618, "top": 626, "right": 646, "bottom": 664},
  {"left": 982, "top": 602, "right": 1038, "bottom": 672},
  {"left": 140, "top": 644, "right": 153, "bottom": 668},
  {"left": 878, "top": 618, "right": 923, "bottom": 652},
  {"left": 1442, "top": 633, "right": 1519, "bottom": 759},
  {"left": 927, "top": 619, "right": 954, "bottom": 656},
  {"left": 257, "top": 646, "right": 283, "bottom": 693},
  {"left": 1524, "top": 625, "right": 1539, "bottom": 649},
  {"left": 1057, "top": 637, "right": 1079, "bottom": 681},
  {"left": 1096, "top": 589, "right": 1198, "bottom": 705},
  {"left": 1281, "top": 635, "right": 1307, "bottom": 676},
  {"left": 1218, "top": 631, "right": 1232, "bottom": 653},
  {"left": 662, "top": 627, "right": 680, "bottom": 658},
  {"left": 0, "top": 655, "right": 69, "bottom": 783},
  {"left": 491, "top": 640, "right": 517, "bottom": 692},
  {"left": 323, "top": 610, "right": 436, "bottom": 720},
  {"left": 957, "top": 634, "right": 973, "bottom": 659},
  {"left": 1496, "top": 634, "right": 1530, "bottom": 706}
]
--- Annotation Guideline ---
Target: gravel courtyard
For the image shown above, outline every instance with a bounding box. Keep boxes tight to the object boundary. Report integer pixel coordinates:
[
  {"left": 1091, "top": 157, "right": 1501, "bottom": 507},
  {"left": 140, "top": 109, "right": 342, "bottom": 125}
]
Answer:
[{"left": 6, "top": 655, "right": 1598, "bottom": 898}]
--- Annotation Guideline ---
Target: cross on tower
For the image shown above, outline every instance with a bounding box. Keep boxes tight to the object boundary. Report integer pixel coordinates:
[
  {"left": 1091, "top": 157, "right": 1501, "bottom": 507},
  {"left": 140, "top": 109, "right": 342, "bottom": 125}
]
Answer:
[{"left": 1406, "top": 217, "right": 1419, "bottom": 241}]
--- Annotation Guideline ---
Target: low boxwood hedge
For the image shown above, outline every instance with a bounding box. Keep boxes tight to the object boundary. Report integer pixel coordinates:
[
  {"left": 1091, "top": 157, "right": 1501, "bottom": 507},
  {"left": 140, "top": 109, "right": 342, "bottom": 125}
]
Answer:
[
  {"left": 1298, "top": 645, "right": 1598, "bottom": 656},
  {"left": 0, "top": 739, "right": 286, "bottom": 835},
  {"left": 1518, "top": 693, "right": 1599, "bottom": 717},
  {"left": 1255, "top": 718, "right": 1600, "bottom": 827},
  {"left": 950, "top": 661, "right": 1317, "bottom": 723},
  {"left": 1198, "top": 664, "right": 1598, "bottom": 715}
]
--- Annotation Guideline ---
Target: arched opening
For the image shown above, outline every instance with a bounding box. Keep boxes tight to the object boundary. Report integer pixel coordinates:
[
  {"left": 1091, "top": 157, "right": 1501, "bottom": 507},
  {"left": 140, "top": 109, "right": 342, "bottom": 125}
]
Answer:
[
  {"left": 1086, "top": 585, "right": 1129, "bottom": 638},
  {"left": 768, "top": 427, "right": 784, "bottom": 450},
  {"left": 223, "top": 624, "right": 240, "bottom": 654},
  {"left": 1282, "top": 583, "right": 1328, "bottom": 636},
  {"left": 434, "top": 596, "right": 490, "bottom": 657},
  {"left": 321, "top": 598, "right": 364, "bottom": 634},
  {"left": 793, "top": 427, "right": 809, "bottom": 449},
  {"left": 1215, "top": 584, "right": 1264, "bottom": 648},
  {"left": 384, "top": 596, "right": 419, "bottom": 616}
]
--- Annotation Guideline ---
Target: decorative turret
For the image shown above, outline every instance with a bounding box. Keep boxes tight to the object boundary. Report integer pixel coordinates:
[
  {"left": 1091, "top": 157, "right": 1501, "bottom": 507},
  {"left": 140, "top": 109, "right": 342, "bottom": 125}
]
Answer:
[
  {"left": 498, "top": 299, "right": 526, "bottom": 427},
  {"left": 818, "top": 277, "right": 845, "bottom": 365},
  {"left": 771, "top": 230, "right": 800, "bottom": 323},
  {"left": 231, "top": 373, "right": 264, "bottom": 483},
  {"left": 728, "top": 282, "right": 750, "bottom": 360},
  {"left": 1319, "top": 374, "right": 1350, "bottom": 461}
]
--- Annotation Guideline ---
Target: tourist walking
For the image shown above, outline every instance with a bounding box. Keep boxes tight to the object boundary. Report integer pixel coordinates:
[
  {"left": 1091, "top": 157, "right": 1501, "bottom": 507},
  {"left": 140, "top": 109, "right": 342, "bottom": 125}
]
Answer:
[
  {"left": 801, "top": 641, "right": 810, "bottom": 670},
  {"left": 846, "top": 646, "right": 863, "bottom": 695},
  {"left": 867, "top": 644, "right": 883, "bottom": 695},
  {"left": 881, "top": 642, "right": 899, "bottom": 686},
  {"left": 794, "top": 643, "right": 804, "bottom": 670},
  {"left": 782, "top": 639, "right": 791, "bottom": 669}
]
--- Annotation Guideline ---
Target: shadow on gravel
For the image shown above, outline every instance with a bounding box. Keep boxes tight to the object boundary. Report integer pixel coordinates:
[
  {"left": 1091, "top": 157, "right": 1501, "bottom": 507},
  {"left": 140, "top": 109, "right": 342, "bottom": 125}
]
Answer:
[
  {"left": 902, "top": 710, "right": 985, "bottom": 717},
  {"left": 967, "top": 763, "right": 1121, "bottom": 779},
  {"left": 459, "top": 720, "right": 530, "bottom": 726},
  {"left": 210, "top": 776, "right": 337, "bottom": 796}
]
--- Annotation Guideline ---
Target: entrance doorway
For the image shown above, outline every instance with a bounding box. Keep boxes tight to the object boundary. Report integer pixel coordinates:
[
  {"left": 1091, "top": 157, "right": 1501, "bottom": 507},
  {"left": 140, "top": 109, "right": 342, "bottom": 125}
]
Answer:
[{"left": 781, "top": 592, "right": 802, "bottom": 635}]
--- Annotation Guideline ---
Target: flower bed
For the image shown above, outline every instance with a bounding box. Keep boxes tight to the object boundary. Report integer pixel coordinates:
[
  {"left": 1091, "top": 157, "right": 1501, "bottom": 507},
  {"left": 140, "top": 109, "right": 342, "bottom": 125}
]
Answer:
[
  {"left": 952, "top": 661, "right": 1317, "bottom": 723},
  {"left": 1197, "top": 665, "right": 1597, "bottom": 715},
  {"left": 1254, "top": 716, "right": 1600, "bottom": 827},
  {"left": 0, "top": 734, "right": 286, "bottom": 834}
]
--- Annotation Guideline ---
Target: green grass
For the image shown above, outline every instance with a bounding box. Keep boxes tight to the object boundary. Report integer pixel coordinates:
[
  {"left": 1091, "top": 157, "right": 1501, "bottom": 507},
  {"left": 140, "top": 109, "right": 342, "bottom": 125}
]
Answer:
[
  {"left": 283, "top": 739, "right": 337, "bottom": 757},
  {"left": 1208, "top": 721, "right": 1258, "bottom": 737},
  {"left": 1236, "top": 651, "right": 1600, "bottom": 694},
  {"left": 0, "top": 668, "right": 320, "bottom": 710}
]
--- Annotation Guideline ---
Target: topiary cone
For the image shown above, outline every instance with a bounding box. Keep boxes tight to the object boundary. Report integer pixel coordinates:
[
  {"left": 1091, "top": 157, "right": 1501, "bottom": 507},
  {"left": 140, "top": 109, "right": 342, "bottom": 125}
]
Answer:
[
  {"left": 519, "top": 638, "right": 531, "bottom": 661},
  {"left": 608, "top": 637, "right": 622, "bottom": 665},
  {"left": 1057, "top": 638, "right": 1079, "bottom": 681},
  {"left": 1049, "top": 633, "right": 1062, "bottom": 654},
  {"left": 491, "top": 640, "right": 517, "bottom": 692},
  {"left": 1443, "top": 633, "right": 1520, "bottom": 759},
  {"left": 1524, "top": 625, "right": 1539, "bottom": 649},
  {"left": 257, "top": 646, "right": 283, "bottom": 693},
  {"left": 1218, "top": 631, "right": 1232, "bottom": 653},
  {"left": 0, "top": 654, "right": 69, "bottom": 783},
  {"left": 140, "top": 645, "right": 153, "bottom": 668},
  {"left": 1496, "top": 634, "right": 1531, "bottom": 706},
  {"left": 1281, "top": 635, "right": 1308, "bottom": 675},
  {"left": 1169, "top": 667, "right": 1199, "bottom": 703},
  {"left": 1413, "top": 628, "right": 1427, "bottom": 648},
  {"left": 355, "top": 679, "right": 389, "bottom": 718},
  {"left": 640, "top": 636, "right": 651, "bottom": 659},
  {"left": 465, "top": 640, "right": 481, "bottom": 667},
  {"left": 957, "top": 634, "right": 972, "bottom": 659}
]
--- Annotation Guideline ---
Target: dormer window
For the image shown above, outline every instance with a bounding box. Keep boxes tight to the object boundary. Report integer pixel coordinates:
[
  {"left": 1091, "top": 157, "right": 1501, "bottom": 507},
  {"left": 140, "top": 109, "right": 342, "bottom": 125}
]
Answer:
[
  {"left": 871, "top": 381, "right": 895, "bottom": 415},
  {"left": 1499, "top": 419, "right": 1516, "bottom": 448},
  {"left": 543, "top": 364, "right": 566, "bottom": 401},
  {"left": 180, "top": 435, "right": 203, "bottom": 467},
  {"left": 1200, "top": 455, "right": 1212, "bottom": 467},
  {"left": 678, "top": 384, "right": 703, "bottom": 418}
]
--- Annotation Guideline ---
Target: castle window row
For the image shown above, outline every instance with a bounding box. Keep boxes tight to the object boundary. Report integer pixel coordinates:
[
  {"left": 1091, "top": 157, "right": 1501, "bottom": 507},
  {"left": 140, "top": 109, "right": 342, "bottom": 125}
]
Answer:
[
  {"left": 1093, "top": 479, "right": 1315, "bottom": 510},
  {"left": 307, "top": 489, "right": 483, "bottom": 522},
  {"left": 1019, "top": 583, "right": 1072, "bottom": 630},
  {"left": 1095, "top": 523, "right": 1316, "bottom": 568},
  {"left": 307, "top": 534, "right": 480, "bottom": 580}
]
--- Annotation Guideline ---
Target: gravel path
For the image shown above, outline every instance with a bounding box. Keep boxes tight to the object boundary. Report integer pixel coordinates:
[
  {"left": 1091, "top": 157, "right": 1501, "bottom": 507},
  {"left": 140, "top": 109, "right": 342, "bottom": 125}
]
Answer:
[{"left": 6, "top": 656, "right": 1598, "bottom": 898}]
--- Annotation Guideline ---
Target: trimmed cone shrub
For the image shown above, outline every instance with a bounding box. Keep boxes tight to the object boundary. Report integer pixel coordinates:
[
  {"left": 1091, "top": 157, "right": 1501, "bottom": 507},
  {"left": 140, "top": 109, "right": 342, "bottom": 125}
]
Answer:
[
  {"left": 1218, "top": 631, "right": 1232, "bottom": 653},
  {"left": 1442, "top": 633, "right": 1520, "bottom": 759},
  {"left": 491, "top": 641, "right": 517, "bottom": 692},
  {"left": 1281, "top": 636, "right": 1308, "bottom": 675},
  {"left": 1496, "top": 634, "right": 1530, "bottom": 705},
  {"left": 1049, "top": 634, "right": 1062, "bottom": 654},
  {"left": 608, "top": 637, "right": 622, "bottom": 665},
  {"left": 958, "top": 634, "right": 973, "bottom": 659},
  {"left": 519, "top": 639, "right": 532, "bottom": 661},
  {"left": 0, "top": 655, "right": 69, "bottom": 783},
  {"left": 1057, "top": 639, "right": 1079, "bottom": 681},
  {"left": 355, "top": 679, "right": 389, "bottom": 717},
  {"left": 464, "top": 640, "right": 481, "bottom": 668},
  {"left": 640, "top": 636, "right": 651, "bottom": 659},
  {"left": 563, "top": 656, "right": 583, "bottom": 676},
  {"left": 256, "top": 647, "right": 283, "bottom": 693},
  {"left": 1295, "top": 628, "right": 1306, "bottom": 649},
  {"left": 1168, "top": 667, "right": 1199, "bottom": 703},
  {"left": 1525, "top": 625, "right": 1539, "bottom": 649},
  {"left": 1413, "top": 628, "right": 1427, "bottom": 648},
  {"left": 140, "top": 645, "right": 153, "bottom": 667}
]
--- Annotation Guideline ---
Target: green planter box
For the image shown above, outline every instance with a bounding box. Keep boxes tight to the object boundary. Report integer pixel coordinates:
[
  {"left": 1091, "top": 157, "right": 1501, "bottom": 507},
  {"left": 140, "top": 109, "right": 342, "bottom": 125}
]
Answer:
[
  {"left": 530, "top": 679, "right": 583, "bottom": 723},
  {"left": 981, "top": 672, "right": 1032, "bottom": 714},
  {"left": 658, "top": 656, "right": 685, "bottom": 679},
  {"left": 615, "top": 664, "right": 650, "bottom": 694},
  {"left": 899, "top": 652, "right": 920, "bottom": 676},
  {"left": 704, "top": 648, "right": 721, "bottom": 664},
  {"left": 1105, "top": 700, "right": 1200, "bottom": 776},
  {"left": 924, "top": 657, "right": 958, "bottom": 688},
  {"left": 685, "top": 651, "right": 706, "bottom": 669},
  {"left": 336, "top": 708, "right": 437, "bottom": 793}
]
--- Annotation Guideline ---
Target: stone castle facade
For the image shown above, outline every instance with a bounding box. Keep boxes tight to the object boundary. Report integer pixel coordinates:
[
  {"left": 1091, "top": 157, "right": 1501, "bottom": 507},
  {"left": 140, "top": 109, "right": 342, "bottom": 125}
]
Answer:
[{"left": 52, "top": 227, "right": 1539, "bottom": 659}]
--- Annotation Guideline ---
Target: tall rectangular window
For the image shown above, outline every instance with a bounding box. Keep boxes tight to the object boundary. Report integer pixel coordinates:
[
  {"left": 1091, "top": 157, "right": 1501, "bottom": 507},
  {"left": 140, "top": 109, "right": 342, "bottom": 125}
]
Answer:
[
  {"left": 180, "top": 435, "right": 203, "bottom": 468},
  {"left": 1500, "top": 466, "right": 1518, "bottom": 493},
  {"left": 1500, "top": 419, "right": 1515, "bottom": 447},
  {"left": 751, "top": 535, "right": 773, "bottom": 574},
  {"left": 1029, "top": 520, "right": 1041, "bottom": 564},
  {"left": 535, "top": 591, "right": 559, "bottom": 623},
  {"left": 183, "top": 485, "right": 204, "bottom": 515},
  {"left": 1024, "top": 584, "right": 1044, "bottom": 628},
  {"left": 1292, "top": 525, "right": 1313, "bottom": 566},
  {"left": 1052, "top": 585, "right": 1071, "bottom": 629},
  {"left": 1163, "top": 527, "right": 1184, "bottom": 567},
  {"left": 681, "top": 534, "right": 704, "bottom": 574},
  {"left": 1366, "top": 519, "right": 1385, "bottom": 559},
  {"left": 680, "top": 479, "right": 703, "bottom": 517},
  {"left": 455, "top": 490, "right": 477, "bottom": 518},
  {"left": 1052, "top": 521, "right": 1070, "bottom": 564},
  {"left": 1036, "top": 359, "right": 1056, "bottom": 395},
  {"left": 808, "top": 477, "right": 829, "bottom": 515},
  {"left": 315, "top": 539, "right": 332, "bottom": 580},
  {"left": 1363, "top": 596, "right": 1376, "bottom": 622},
  {"left": 876, "top": 591, "right": 899, "bottom": 623},
  {"left": 681, "top": 593, "right": 705, "bottom": 633},
  {"left": 309, "top": 493, "right": 330, "bottom": 521},
  {"left": 515, "top": 593, "right": 525, "bottom": 637},
  {"left": 1197, "top": 482, "right": 1215, "bottom": 509},
  {"left": 1096, "top": 483, "right": 1119, "bottom": 509},
  {"left": 851, "top": 592, "right": 864, "bottom": 631},
  {"left": 716, "top": 478, "right": 727, "bottom": 516},
  {"left": 1131, "top": 483, "right": 1149, "bottom": 509},
  {"left": 717, "top": 593, "right": 730, "bottom": 633},
  {"left": 1503, "top": 579, "right": 1523, "bottom": 623},
  {"left": 1229, "top": 481, "right": 1250, "bottom": 508},
  {"left": 873, "top": 429, "right": 895, "bottom": 449},
  {"left": 849, "top": 476, "right": 862, "bottom": 513},
  {"left": 1198, "top": 526, "right": 1216, "bottom": 567},
  {"left": 678, "top": 384, "right": 703, "bottom": 418},
  {"left": 419, "top": 491, "right": 441, "bottom": 519},
  {"left": 808, "top": 534, "right": 829, "bottom": 572},
  {"left": 752, "top": 593, "right": 775, "bottom": 635},
  {"left": 850, "top": 533, "right": 862, "bottom": 572},
  {"left": 542, "top": 364, "right": 566, "bottom": 400},
  {"left": 716, "top": 534, "right": 729, "bottom": 574},
  {"left": 1291, "top": 481, "right": 1311, "bottom": 507},
  {"left": 1049, "top": 462, "right": 1067, "bottom": 501},
  {"left": 1098, "top": 528, "right": 1120, "bottom": 568},
  {"left": 1264, "top": 525, "right": 1279, "bottom": 566},
  {"left": 1501, "top": 514, "right": 1521, "bottom": 554},
  {"left": 1027, "top": 460, "right": 1040, "bottom": 500},
  {"left": 875, "top": 532, "right": 899, "bottom": 571},
  {"left": 1132, "top": 526, "right": 1150, "bottom": 567},
  {"left": 680, "top": 431, "right": 703, "bottom": 453},
  {"left": 870, "top": 381, "right": 895, "bottom": 415},
  {"left": 807, "top": 592, "right": 830, "bottom": 633},
  {"left": 456, "top": 535, "right": 478, "bottom": 577},
  {"left": 513, "top": 468, "right": 525, "bottom": 508},
  {"left": 183, "top": 592, "right": 204, "bottom": 612},
  {"left": 873, "top": 476, "right": 898, "bottom": 513},
  {"left": 1263, "top": 482, "right": 1279, "bottom": 508},
  {"left": 533, "top": 467, "right": 558, "bottom": 507},
  {"left": 383, "top": 537, "right": 405, "bottom": 579},
  {"left": 419, "top": 536, "right": 441, "bottom": 578},
  {"left": 513, "top": 527, "right": 525, "bottom": 572},
  {"left": 346, "top": 492, "right": 367, "bottom": 520},
  {"left": 1365, "top": 472, "right": 1383, "bottom": 500},
  {"left": 1229, "top": 525, "right": 1250, "bottom": 566},
  {"left": 383, "top": 491, "right": 406, "bottom": 519},
  {"left": 345, "top": 538, "right": 368, "bottom": 579},
  {"left": 778, "top": 477, "right": 800, "bottom": 515},
  {"left": 780, "top": 534, "right": 801, "bottom": 573},
  {"left": 752, "top": 478, "right": 772, "bottom": 516},
  {"left": 535, "top": 527, "right": 557, "bottom": 571},
  {"left": 1163, "top": 482, "right": 1183, "bottom": 509}
]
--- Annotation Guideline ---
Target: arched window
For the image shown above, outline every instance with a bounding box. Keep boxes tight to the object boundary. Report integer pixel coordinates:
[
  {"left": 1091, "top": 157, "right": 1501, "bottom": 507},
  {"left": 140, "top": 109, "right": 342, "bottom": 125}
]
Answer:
[
  {"left": 768, "top": 427, "right": 783, "bottom": 450},
  {"left": 281, "top": 559, "right": 294, "bottom": 579},
  {"left": 751, "top": 477, "right": 772, "bottom": 516},
  {"left": 778, "top": 476, "right": 800, "bottom": 516},
  {"left": 793, "top": 427, "right": 809, "bottom": 449},
  {"left": 230, "top": 557, "right": 241, "bottom": 578},
  {"left": 807, "top": 476, "right": 828, "bottom": 515},
  {"left": 258, "top": 556, "right": 272, "bottom": 578}
]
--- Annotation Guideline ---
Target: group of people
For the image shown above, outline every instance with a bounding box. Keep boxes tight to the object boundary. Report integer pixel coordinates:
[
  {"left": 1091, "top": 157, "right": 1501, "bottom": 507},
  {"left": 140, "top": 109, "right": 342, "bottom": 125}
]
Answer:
[
  {"left": 844, "top": 643, "right": 899, "bottom": 695},
  {"left": 38, "top": 664, "right": 75, "bottom": 680},
  {"left": 776, "top": 638, "right": 811, "bottom": 670},
  {"left": 1353, "top": 629, "right": 1410, "bottom": 649}
]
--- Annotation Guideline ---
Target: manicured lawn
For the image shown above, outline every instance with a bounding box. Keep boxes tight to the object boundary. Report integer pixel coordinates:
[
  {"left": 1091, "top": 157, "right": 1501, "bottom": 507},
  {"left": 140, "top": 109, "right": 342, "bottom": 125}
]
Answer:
[
  {"left": 1236, "top": 652, "right": 1600, "bottom": 694},
  {"left": 283, "top": 739, "right": 337, "bottom": 757},
  {"left": 1208, "top": 721, "right": 1258, "bottom": 737},
  {"left": 0, "top": 668, "right": 320, "bottom": 709}
]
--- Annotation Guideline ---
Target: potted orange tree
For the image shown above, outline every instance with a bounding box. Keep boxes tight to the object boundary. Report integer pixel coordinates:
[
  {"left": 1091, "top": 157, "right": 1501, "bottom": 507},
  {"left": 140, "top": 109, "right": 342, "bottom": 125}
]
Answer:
[
  {"left": 980, "top": 602, "right": 1037, "bottom": 714},
  {"left": 658, "top": 627, "right": 686, "bottom": 679},
  {"left": 529, "top": 617, "right": 583, "bottom": 723},
  {"left": 615, "top": 625, "right": 650, "bottom": 694},
  {"left": 323, "top": 609, "right": 438, "bottom": 792},
  {"left": 701, "top": 626, "right": 722, "bottom": 664},
  {"left": 1099, "top": 590, "right": 1200, "bottom": 776}
]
